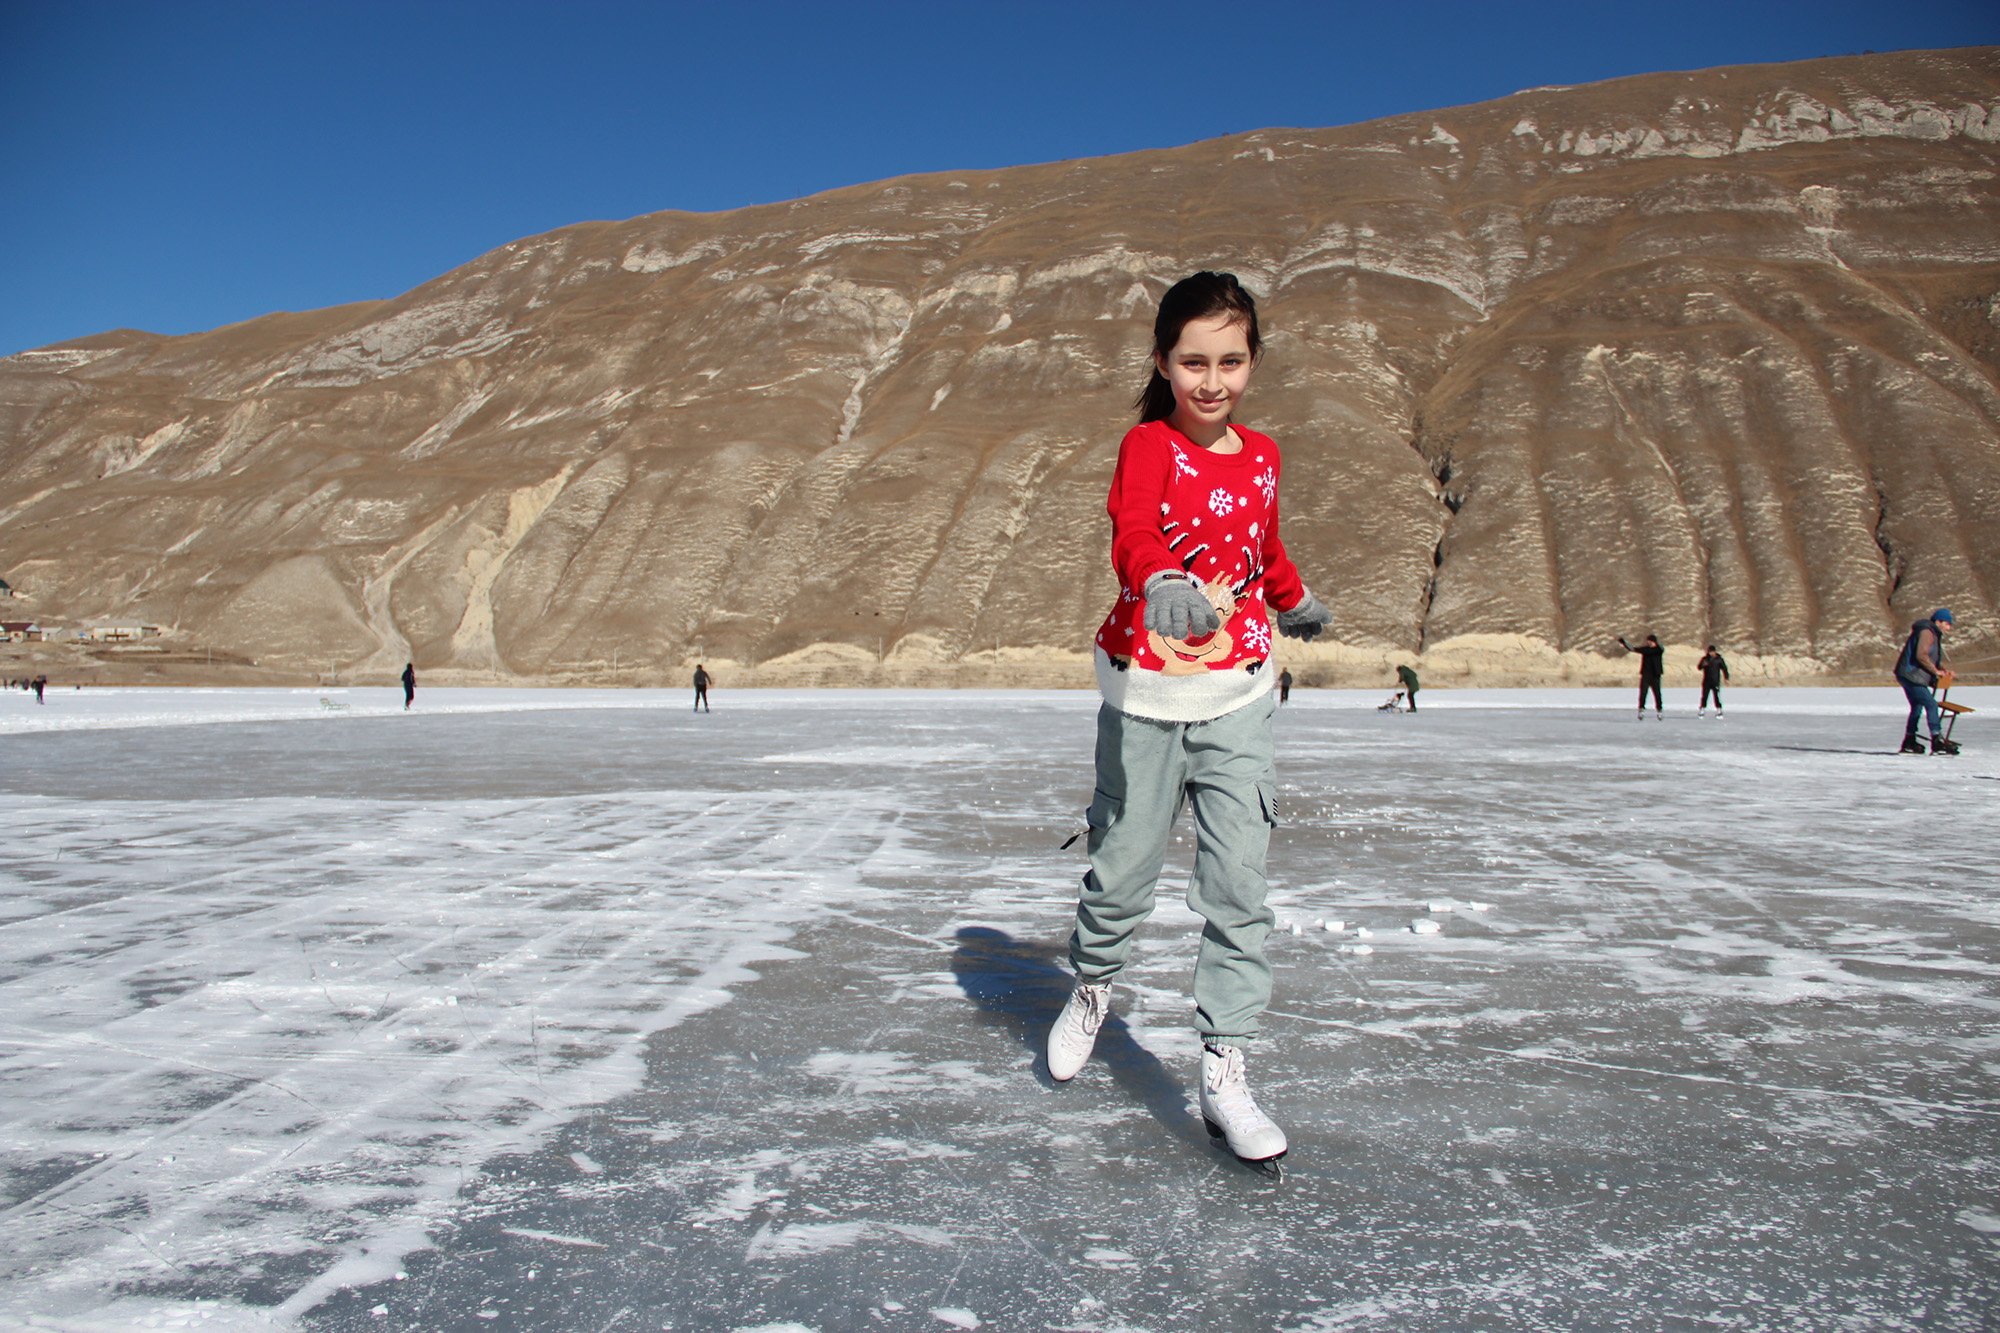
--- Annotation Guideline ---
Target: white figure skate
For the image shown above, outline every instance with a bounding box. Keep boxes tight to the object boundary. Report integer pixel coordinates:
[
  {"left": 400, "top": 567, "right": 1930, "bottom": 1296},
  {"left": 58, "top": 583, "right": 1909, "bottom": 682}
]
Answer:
[
  {"left": 1200, "top": 1043, "right": 1288, "bottom": 1165},
  {"left": 1046, "top": 981, "right": 1110, "bottom": 1082}
]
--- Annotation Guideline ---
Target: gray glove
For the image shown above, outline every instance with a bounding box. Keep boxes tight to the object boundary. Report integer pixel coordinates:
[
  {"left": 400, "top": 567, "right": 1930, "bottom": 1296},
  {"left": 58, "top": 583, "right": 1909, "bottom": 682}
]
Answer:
[
  {"left": 1275, "top": 589, "right": 1333, "bottom": 641},
  {"left": 1143, "top": 571, "right": 1220, "bottom": 640}
]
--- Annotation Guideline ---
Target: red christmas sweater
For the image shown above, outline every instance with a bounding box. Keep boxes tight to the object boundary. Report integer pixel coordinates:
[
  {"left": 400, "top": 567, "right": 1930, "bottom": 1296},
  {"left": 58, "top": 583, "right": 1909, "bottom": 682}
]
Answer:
[{"left": 1093, "top": 419, "right": 1306, "bottom": 722}]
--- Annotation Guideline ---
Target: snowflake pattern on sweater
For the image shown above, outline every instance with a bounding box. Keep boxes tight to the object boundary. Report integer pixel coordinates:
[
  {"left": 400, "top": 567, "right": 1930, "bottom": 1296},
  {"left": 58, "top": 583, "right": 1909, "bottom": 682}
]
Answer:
[{"left": 1093, "top": 420, "right": 1305, "bottom": 723}]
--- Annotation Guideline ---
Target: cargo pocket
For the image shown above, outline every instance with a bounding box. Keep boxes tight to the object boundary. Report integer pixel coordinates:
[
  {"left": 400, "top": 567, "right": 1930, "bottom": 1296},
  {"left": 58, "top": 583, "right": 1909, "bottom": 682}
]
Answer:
[
  {"left": 1085, "top": 787, "right": 1123, "bottom": 852},
  {"left": 1087, "top": 788, "right": 1123, "bottom": 830},
  {"left": 1255, "top": 780, "right": 1280, "bottom": 827},
  {"left": 1063, "top": 788, "right": 1123, "bottom": 851}
]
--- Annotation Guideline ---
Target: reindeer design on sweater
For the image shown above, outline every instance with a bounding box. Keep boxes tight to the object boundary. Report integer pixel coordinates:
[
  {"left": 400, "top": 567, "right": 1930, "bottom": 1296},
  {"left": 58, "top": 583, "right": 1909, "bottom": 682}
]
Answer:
[{"left": 1139, "top": 527, "right": 1268, "bottom": 678}]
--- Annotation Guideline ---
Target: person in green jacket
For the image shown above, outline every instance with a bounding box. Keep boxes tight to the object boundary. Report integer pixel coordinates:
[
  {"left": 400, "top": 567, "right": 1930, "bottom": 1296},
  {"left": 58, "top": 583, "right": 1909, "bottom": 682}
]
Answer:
[{"left": 1396, "top": 663, "right": 1420, "bottom": 712}]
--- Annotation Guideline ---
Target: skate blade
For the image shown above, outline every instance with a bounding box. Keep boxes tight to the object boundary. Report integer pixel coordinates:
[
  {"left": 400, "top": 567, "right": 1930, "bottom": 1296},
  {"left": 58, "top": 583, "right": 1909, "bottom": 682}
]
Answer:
[{"left": 1204, "top": 1118, "right": 1288, "bottom": 1178}]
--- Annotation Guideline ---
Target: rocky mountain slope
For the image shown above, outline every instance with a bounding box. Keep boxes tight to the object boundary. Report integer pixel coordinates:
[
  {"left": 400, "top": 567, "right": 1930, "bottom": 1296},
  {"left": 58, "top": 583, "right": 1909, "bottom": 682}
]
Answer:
[{"left": 3, "top": 47, "right": 1996, "bottom": 687}]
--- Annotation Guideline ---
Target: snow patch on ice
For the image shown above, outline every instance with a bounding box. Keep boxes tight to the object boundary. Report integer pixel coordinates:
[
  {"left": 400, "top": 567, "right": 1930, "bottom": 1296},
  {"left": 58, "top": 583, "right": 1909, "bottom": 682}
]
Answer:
[
  {"left": 756, "top": 744, "right": 991, "bottom": 766},
  {"left": 802, "top": 1051, "right": 987, "bottom": 1098},
  {"left": 1957, "top": 1207, "right": 2000, "bottom": 1235},
  {"left": 747, "top": 1219, "right": 953, "bottom": 1259},
  {"left": 501, "top": 1227, "right": 607, "bottom": 1249}
]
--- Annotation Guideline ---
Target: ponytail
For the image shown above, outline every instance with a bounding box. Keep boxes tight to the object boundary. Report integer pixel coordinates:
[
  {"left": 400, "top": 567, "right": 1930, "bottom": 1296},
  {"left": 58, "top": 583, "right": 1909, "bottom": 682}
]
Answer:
[{"left": 1134, "top": 369, "right": 1178, "bottom": 422}]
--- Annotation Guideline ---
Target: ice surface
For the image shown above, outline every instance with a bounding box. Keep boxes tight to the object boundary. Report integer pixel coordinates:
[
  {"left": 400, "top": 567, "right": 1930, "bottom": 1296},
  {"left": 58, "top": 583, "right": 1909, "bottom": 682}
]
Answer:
[{"left": 1, "top": 686, "right": 1996, "bottom": 1330}]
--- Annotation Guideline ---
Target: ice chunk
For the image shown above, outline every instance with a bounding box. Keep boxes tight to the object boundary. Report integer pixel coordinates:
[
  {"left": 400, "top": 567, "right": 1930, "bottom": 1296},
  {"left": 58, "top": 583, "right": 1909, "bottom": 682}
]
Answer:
[{"left": 1411, "top": 919, "right": 1442, "bottom": 935}]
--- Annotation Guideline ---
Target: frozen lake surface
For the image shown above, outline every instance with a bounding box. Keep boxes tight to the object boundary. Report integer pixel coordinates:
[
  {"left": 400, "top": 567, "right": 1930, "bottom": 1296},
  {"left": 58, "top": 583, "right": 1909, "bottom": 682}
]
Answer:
[{"left": 2, "top": 685, "right": 1996, "bottom": 1330}]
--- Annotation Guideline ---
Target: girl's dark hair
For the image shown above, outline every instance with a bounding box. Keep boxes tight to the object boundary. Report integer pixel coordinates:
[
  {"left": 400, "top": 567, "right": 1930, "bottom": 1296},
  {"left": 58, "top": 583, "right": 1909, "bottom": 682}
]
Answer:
[{"left": 1134, "top": 271, "right": 1262, "bottom": 422}]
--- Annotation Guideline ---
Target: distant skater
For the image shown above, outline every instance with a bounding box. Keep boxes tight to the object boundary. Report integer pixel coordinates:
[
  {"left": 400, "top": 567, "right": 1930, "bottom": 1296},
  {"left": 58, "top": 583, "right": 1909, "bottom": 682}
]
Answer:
[
  {"left": 1618, "top": 634, "right": 1665, "bottom": 719},
  {"left": 32, "top": 674, "right": 46, "bottom": 704},
  {"left": 1047, "top": 272, "right": 1333, "bottom": 1170},
  {"left": 1895, "top": 608, "right": 1957, "bottom": 755},
  {"left": 1278, "top": 669, "right": 1292, "bottom": 705},
  {"left": 1696, "top": 645, "right": 1728, "bottom": 716},
  {"left": 1397, "top": 663, "right": 1420, "bottom": 712},
  {"left": 401, "top": 661, "right": 416, "bottom": 711},
  {"left": 693, "top": 663, "right": 711, "bottom": 713}
]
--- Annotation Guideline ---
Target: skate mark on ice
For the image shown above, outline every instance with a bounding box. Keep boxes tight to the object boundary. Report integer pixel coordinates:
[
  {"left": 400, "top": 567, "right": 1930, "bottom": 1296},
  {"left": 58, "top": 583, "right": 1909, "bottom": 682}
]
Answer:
[
  {"left": 1771, "top": 745, "right": 1907, "bottom": 757},
  {"left": 1269, "top": 1008, "right": 2000, "bottom": 1119},
  {"left": 0, "top": 784, "right": 905, "bottom": 1322}
]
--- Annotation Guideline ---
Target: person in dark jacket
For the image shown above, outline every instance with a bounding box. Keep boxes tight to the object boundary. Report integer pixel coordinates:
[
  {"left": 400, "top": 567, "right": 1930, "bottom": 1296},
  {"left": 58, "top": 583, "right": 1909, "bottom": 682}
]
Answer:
[
  {"left": 1895, "top": 609, "right": 1957, "bottom": 755},
  {"left": 1618, "top": 635, "right": 1665, "bottom": 719},
  {"left": 401, "top": 662, "right": 416, "bottom": 711},
  {"left": 1697, "top": 645, "right": 1728, "bottom": 716},
  {"left": 693, "top": 663, "right": 711, "bottom": 713},
  {"left": 1396, "top": 663, "right": 1420, "bottom": 712}
]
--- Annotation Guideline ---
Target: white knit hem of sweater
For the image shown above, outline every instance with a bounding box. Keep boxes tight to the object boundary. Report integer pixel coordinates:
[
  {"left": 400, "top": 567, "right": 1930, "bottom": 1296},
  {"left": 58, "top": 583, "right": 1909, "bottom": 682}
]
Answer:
[{"left": 1093, "top": 645, "right": 1275, "bottom": 724}]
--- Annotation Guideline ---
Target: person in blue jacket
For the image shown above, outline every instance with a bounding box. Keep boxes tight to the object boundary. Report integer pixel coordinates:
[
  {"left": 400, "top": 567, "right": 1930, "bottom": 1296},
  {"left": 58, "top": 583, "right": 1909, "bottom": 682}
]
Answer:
[{"left": 1895, "top": 608, "right": 1957, "bottom": 755}]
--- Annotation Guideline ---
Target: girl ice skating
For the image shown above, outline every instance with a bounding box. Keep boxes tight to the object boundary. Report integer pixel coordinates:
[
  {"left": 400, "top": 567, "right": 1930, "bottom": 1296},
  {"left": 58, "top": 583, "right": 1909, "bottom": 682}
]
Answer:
[{"left": 1046, "top": 271, "right": 1332, "bottom": 1167}]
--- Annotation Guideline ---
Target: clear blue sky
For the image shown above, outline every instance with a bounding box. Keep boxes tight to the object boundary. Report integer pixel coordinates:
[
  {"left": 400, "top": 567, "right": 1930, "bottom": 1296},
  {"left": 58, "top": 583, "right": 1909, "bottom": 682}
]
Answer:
[{"left": 2, "top": 0, "right": 1995, "bottom": 357}]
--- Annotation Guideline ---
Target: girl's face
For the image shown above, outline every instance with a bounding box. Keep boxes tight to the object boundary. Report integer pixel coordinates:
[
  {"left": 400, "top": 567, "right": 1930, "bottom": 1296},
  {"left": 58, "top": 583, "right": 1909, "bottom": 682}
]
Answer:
[{"left": 1156, "top": 313, "right": 1255, "bottom": 435}]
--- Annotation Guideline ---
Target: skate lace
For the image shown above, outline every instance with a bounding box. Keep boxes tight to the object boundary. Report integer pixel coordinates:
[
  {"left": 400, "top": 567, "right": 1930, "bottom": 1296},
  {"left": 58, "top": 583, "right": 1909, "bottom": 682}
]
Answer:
[
  {"left": 1068, "top": 984, "right": 1108, "bottom": 1038},
  {"left": 1202, "top": 1046, "right": 1269, "bottom": 1124}
]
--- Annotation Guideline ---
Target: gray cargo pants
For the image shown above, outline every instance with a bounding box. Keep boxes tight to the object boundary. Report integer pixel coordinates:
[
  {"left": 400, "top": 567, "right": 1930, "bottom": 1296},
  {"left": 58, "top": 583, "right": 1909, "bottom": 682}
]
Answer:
[{"left": 1068, "top": 692, "right": 1279, "bottom": 1047}]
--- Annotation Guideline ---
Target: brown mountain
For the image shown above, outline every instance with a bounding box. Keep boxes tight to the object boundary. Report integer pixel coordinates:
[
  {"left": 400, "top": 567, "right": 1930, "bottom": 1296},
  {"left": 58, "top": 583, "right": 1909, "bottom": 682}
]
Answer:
[{"left": 3, "top": 47, "right": 1997, "bottom": 688}]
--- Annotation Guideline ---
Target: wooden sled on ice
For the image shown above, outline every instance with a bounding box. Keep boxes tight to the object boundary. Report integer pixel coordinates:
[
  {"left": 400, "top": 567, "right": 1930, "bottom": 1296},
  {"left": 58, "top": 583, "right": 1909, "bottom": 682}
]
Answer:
[{"left": 1940, "top": 697, "right": 1974, "bottom": 741}]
